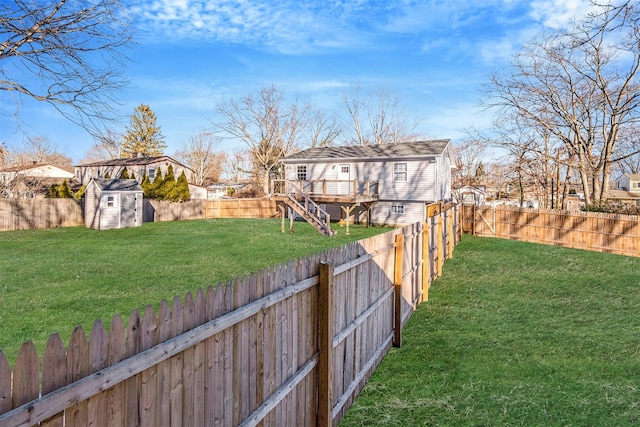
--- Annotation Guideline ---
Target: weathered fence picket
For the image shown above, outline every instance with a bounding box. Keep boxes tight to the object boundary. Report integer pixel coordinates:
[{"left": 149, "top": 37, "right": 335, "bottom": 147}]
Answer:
[{"left": 0, "top": 205, "right": 460, "bottom": 427}]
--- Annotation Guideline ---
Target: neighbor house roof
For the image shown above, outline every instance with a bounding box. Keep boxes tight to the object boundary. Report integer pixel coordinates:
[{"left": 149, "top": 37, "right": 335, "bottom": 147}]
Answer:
[
  {"left": 621, "top": 173, "right": 640, "bottom": 180},
  {"left": 75, "top": 155, "right": 193, "bottom": 172},
  {"left": 281, "top": 140, "right": 452, "bottom": 162},
  {"left": 90, "top": 178, "right": 143, "bottom": 192},
  {"left": 608, "top": 189, "right": 640, "bottom": 199},
  {"left": 0, "top": 163, "right": 74, "bottom": 177}
]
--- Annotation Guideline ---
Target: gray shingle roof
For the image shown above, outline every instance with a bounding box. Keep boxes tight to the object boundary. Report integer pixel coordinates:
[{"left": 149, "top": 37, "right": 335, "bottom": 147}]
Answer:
[
  {"left": 92, "top": 178, "right": 143, "bottom": 192},
  {"left": 281, "top": 140, "right": 451, "bottom": 162},
  {"left": 75, "top": 155, "right": 190, "bottom": 170}
]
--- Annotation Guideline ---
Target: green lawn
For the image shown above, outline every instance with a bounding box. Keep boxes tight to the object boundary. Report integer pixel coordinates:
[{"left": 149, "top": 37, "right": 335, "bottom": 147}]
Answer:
[
  {"left": 340, "top": 235, "right": 640, "bottom": 426},
  {"left": 0, "top": 218, "right": 388, "bottom": 363}
]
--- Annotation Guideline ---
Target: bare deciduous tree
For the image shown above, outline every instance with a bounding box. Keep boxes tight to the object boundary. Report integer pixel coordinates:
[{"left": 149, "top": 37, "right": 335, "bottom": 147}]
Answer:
[
  {"left": 225, "top": 149, "right": 252, "bottom": 182},
  {"left": 82, "top": 130, "right": 124, "bottom": 162},
  {"left": 308, "top": 110, "right": 342, "bottom": 148},
  {"left": 484, "top": 1, "right": 640, "bottom": 205},
  {"left": 0, "top": 0, "right": 132, "bottom": 131},
  {"left": 213, "top": 85, "right": 310, "bottom": 194},
  {"left": 174, "top": 131, "right": 225, "bottom": 186},
  {"left": 8, "top": 136, "right": 73, "bottom": 169},
  {"left": 342, "top": 86, "right": 417, "bottom": 145}
]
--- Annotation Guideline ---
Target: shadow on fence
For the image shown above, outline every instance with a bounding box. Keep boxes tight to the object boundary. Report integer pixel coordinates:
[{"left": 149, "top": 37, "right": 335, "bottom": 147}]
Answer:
[
  {"left": 0, "top": 205, "right": 460, "bottom": 427},
  {"left": 0, "top": 199, "right": 83, "bottom": 231},
  {"left": 462, "top": 205, "right": 640, "bottom": 257}
]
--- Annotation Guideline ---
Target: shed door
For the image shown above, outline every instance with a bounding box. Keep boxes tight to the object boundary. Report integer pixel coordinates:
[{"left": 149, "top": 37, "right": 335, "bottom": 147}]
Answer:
[
  {"left": 338, "top": 164, "right": 350, "bottom": 195},
  {"left": 121, "top": 193, "right": 136, "bottom": 227}
]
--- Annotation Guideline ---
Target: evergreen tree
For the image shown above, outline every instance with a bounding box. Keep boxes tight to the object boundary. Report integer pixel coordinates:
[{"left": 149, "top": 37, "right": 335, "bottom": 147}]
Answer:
[
  {"left": 75, "top": 185, "right": 86, "bottom": 200},
  {"left": 130, "top": 171, "right": 136, "bottom": 181},
  {"left": 46, "top": 184, "right": 58, "bottom": 198},
  {"left": 149, "top": 167, "right": 164, "bottom": 199},
  {"left": 104, "top": 171, "right": 111, "bottom": 179},
  {"left": 159, "top": 164, "right": 177, "bottom": 201},
  {"left": 57, "top": 180, "right": 73, "bottom": 198},
  {"left": 122, "top": 104, "right": 167, "bottom": 157},
  {"left": 176, "top": 171, "right": 191, "bottom": 202},
  {"left": 141, "top": 172, "right": 152, "bottom": 198},
  {"left": 119, "top": 168, "right": 129, "bottom": 179}
]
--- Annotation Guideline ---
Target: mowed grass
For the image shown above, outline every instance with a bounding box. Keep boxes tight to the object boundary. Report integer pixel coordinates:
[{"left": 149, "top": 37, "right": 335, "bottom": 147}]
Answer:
[
  {"left": 0, "top": 218, "right": 388, "bottom": 363},
  {"left": 340, "top": 236, "right": 640, "bottom": 426}
]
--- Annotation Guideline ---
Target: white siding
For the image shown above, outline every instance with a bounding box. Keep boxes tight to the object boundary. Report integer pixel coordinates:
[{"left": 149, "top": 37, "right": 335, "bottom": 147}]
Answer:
[
  {"left": 369, "top": 201, "right": 425, "bottom": 226},
  {"left": 285, "top": 158, "right": 442, "bottom": 202}
]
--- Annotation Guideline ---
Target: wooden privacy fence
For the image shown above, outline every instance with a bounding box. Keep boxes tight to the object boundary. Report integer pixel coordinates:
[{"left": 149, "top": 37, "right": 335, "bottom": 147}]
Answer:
[
  {"left": 462, "top": 205, "right": 640, "bottom": 257},
  {"left": 0, "top": 205, "right": 460, "bottom": 427},
  {"left": 205, "top": 199, "right": 278, "bottom": 220},
  {"left": 0, "top": 199, "right": 83, "bottom": 231}
]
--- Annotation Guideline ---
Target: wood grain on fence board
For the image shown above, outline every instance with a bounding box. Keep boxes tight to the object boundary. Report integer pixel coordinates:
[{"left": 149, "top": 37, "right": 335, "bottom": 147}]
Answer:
[{"left": 0, "top": 211, "right": 461, "bottom": 427}]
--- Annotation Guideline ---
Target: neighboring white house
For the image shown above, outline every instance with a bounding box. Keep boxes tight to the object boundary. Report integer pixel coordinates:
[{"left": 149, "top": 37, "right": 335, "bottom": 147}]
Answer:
[
  {"left": 279, "top": 139, "right": 454, "bottom": 226},
  {"left": 0, "top": 163, "right": 77, "bottom": 198},
  {"left": 615, "top": 173, "right": 640, "bottom": 191}
]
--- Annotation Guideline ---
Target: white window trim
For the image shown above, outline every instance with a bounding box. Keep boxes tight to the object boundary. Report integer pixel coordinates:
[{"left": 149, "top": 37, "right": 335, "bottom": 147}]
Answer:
[
  {"left": 297, "top": 165, "right": 307, "bottom": 181},
  {"left": 390, "top": 204, "right": 405, "bottom": 214},
  {"left": 393, "top": 162, "right": 408, "bottom": 182}
]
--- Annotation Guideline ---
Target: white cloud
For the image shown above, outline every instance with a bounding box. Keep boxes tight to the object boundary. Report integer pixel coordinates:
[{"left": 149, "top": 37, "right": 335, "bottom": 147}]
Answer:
[{"left": 529, "top": 0, "right": 594, "bottom": 29}]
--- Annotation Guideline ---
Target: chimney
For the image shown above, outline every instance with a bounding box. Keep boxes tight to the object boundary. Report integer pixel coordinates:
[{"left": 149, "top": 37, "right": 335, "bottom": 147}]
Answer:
[
  {"left": 32, "top": 160, "right": 37, "bottom": 165},
  {"left": 132, "top": 152, "right": 138, "bottom": 159}
]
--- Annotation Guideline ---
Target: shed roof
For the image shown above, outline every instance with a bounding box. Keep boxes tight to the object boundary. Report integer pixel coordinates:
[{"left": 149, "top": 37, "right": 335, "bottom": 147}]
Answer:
[
  {"left": 281, "top": 139, "right": 451, "bottom": 162},
  {"left": 91, "top": 178, "right": 143, "bottom": 192}
]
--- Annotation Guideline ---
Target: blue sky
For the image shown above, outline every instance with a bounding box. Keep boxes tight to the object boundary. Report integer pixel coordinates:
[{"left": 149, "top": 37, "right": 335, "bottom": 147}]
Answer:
[{"left": 0, "top": 0, "right": 596, "bottom": 163}]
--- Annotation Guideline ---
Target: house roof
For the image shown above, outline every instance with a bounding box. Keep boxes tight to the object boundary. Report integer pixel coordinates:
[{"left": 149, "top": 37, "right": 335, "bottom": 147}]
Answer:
[
  {"left": 0, "top": 163, "right": 74, "bottom": 176},
  {"left": 90, "top": 178, "right": 143, "bottom": 192},
  {"left": 621, "top": 173, "right": 640, "bottom": 180},
  {"left": 75, "top": 155, "right": 193, "bottom": 172},
  {"left": 608, "top": 189, "right": 640, "bottom": 199},
  {"left": 281, "top": 139, "right": 452, "bottom": 162}
]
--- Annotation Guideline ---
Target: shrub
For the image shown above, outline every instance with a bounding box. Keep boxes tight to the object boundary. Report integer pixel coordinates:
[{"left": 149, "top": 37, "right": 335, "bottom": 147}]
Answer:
[{"left": 176, "top": 171, "right": 191, "bottom": 202}]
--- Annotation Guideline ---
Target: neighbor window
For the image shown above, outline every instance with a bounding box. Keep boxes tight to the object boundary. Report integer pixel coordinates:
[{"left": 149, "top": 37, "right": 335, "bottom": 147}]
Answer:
[
  {"left": 297, "top": 165, "right": 307, "bottom": 180},
  {"left": 391, "top": 204, "right": 405, "bottom": 214},
  {"left": 148, "top": 168, "right": 156, "bottom": 181},
  {"left": 634, "top": 182, "right": 639, "bottom": 189},
  {"left": 394, "top": 163, "right": 407, "bottom": 182}
]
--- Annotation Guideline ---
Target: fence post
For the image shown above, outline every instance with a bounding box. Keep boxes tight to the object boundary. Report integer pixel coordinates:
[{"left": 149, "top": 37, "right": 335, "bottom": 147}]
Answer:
[
  {"left": 437, "top": 215, "right": 444, "bottom": 277},
  {"left": 421, "top": 222, "right": 430, "bottom": 302},
  {"left": 317, "top": 262, "right": 334, "bottom": 427},
  {"left": 447, "top": 208, "right": 454, "bottom": 259},
  {"left": 394, "top": 233, "right": 404, "bottom": 347}
]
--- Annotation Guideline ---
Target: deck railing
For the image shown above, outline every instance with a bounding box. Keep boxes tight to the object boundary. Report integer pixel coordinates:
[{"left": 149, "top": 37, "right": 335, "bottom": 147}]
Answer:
[{"left": 271, "top": 179, "right": 379, "bottom": 199}]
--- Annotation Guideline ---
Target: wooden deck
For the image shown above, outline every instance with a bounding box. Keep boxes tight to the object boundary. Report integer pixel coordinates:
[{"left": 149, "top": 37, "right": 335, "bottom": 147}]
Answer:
[{"left": 271, "top": 179, "right": 379, "bottom": 204}]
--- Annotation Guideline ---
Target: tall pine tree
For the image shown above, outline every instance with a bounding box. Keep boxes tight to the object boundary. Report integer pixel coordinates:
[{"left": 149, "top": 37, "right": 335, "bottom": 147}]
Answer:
[{"left": 122, "top": 104, "right": 167, "bottom": 158}]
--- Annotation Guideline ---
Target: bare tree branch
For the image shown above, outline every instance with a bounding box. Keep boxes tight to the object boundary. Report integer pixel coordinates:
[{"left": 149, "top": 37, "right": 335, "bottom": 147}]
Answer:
[{"left": 0, "top": 0, "right": 132, "bottom": 132}]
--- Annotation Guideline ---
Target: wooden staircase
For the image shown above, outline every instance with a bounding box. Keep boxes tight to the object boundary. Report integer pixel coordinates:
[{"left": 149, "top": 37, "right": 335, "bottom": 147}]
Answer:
[{"left": 280, "top": 182, "right": 336, "bottom": 237}]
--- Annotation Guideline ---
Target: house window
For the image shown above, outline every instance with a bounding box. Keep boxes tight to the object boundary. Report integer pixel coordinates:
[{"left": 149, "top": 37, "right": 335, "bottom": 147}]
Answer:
[
  {"left": 148, "top": 168, "right": 156, "bottom": 181},
  {"left": 394, "top": 163, "right": 407, "bottom": 182},
  {"left": 390, "top": 204, "right": 405, "bottom": 214},
  {"left": 633, "top": 182, "right": 639, "bottom": 189},
  {"left": 297, "top": 165, "right": 307, "bottom": 181}
]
